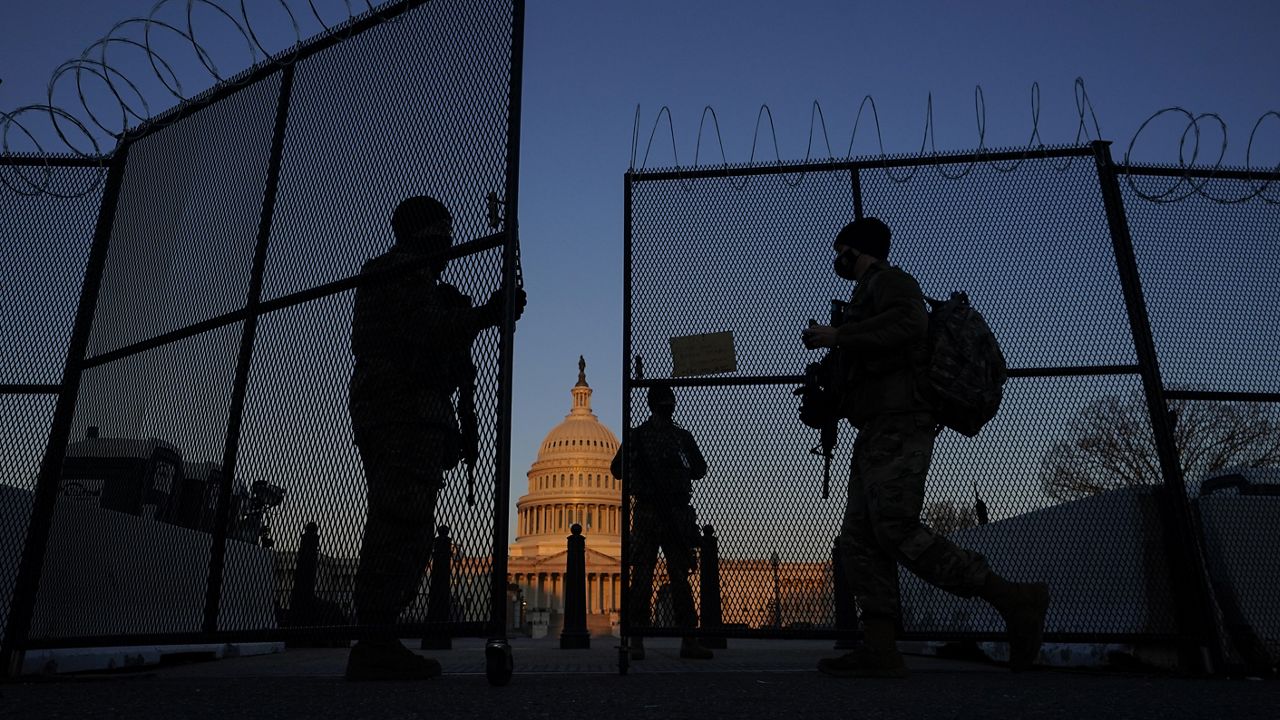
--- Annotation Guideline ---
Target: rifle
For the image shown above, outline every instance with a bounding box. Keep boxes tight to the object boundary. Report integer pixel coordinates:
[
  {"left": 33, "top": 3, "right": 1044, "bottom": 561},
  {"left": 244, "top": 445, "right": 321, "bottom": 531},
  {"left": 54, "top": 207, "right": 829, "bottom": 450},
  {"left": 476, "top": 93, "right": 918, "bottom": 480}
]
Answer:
[
  {"left": 797, "top": 357, "right": 839, "bottom": 499},
  {"left": 795, "top": 300, "right": 848, "bottom": 499},
  {"left": 460, "top": 376, "right": 479, "bottom": 506},
  {"left": 466, "top": 461, "right": 477, "bottom": 507}
]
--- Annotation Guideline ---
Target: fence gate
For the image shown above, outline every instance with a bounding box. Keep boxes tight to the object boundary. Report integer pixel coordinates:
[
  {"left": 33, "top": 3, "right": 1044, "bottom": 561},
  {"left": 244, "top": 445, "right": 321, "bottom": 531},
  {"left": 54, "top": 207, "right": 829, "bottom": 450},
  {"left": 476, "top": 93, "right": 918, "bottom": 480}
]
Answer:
[
  {"left": 2, "top": 0, "right": 526, "bottom": 684},
  {"left": 622, "top": 142, "right": 1280, "bottom": 673}
]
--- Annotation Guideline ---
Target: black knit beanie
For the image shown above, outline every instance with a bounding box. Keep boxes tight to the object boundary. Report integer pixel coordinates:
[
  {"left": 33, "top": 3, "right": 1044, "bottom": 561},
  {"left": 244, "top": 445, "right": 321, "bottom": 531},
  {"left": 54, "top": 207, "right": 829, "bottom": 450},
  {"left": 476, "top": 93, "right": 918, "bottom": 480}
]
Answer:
[{"left": 835, "top": 217, "right": 891, "bottom": 261}]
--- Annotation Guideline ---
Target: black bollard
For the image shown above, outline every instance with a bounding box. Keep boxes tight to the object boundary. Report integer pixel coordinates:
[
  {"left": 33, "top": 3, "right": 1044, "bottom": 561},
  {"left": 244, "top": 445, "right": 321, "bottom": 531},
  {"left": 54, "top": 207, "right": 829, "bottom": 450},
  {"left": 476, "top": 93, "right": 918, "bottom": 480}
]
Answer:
[
  {"left": 832, "top": 536, "right": 858, "bottom": 649},
  {"left": 422, "top": 525, "right": 453, "bottom": 650},
  {"left": 288, "top": 522, "right": 349, "bottom": 648},
  {"left": 560, "top": 523, "right": 590, "bottom": 649},
  {"left": 288, "top": 522, "right": 320, "bottom": 627},
  {"left": 699, "top": 524, "right": 727, "bottom": 649}
]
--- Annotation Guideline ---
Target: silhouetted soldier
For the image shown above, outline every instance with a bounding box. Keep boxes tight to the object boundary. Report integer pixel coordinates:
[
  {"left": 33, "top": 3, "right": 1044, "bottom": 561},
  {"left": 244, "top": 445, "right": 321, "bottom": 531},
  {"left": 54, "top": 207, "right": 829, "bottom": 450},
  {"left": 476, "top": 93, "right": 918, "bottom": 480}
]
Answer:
[
  {"left": 346, "top": 195, "right": 524, "bottom": 680},
  {"left": 611, "top": 384, "right": 714, "bottom": 661},
  {"left": 802, "top": 217, "right": 1048, "bottom": 677}
]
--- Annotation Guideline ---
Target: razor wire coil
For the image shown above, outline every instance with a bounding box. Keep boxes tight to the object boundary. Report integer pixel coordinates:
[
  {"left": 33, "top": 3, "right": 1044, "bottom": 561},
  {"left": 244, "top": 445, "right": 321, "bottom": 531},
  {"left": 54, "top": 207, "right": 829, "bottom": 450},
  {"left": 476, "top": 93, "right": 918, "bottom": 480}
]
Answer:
[
  {"left": 1, "top": 0, "right": 406, "bottom": 198},
  {"left": 631, "top": 78, "right": 1279, "bottom": 205}
]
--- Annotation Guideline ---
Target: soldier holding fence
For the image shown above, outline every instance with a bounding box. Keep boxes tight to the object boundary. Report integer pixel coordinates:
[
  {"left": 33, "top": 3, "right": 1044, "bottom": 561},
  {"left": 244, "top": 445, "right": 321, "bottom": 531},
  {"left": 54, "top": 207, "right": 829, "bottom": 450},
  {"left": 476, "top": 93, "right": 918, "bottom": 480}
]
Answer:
[{"left": 346, "top": 195, "right": 524, "bottom": 681}]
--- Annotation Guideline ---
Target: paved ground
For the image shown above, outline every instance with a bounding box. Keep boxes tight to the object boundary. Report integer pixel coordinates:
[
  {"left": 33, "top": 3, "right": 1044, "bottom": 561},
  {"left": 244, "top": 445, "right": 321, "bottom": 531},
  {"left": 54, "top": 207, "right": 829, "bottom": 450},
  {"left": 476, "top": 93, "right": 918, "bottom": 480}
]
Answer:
[{"left": 3, "top": 638, "right": 1276, "bottom": 719}]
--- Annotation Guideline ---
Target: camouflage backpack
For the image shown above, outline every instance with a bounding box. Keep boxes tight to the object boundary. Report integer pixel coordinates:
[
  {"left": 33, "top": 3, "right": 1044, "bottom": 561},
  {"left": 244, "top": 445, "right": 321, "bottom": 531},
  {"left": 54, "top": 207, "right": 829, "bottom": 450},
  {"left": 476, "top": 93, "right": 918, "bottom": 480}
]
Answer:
[{"left": 920, "top": 291, "right": 1007, "bottom": 437}]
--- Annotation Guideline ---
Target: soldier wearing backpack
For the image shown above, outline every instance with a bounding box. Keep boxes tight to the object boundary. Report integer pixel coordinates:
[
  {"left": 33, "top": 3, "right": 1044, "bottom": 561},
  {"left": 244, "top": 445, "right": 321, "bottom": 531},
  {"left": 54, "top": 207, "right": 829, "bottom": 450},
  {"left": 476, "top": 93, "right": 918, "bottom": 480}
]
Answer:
[{"left": 801, "top": 217, "right": 1049, "bottom": 677}]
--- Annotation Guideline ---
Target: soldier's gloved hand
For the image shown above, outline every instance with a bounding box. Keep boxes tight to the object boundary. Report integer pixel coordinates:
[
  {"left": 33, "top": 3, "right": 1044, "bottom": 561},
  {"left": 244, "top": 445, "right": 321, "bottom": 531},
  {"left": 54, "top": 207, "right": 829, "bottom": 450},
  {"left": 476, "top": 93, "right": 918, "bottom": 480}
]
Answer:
[
  {"left": 482, "top": 287, "right": 528, "bottom": 326},
  {"left": 802, "top": 324, "right": 838, "bottom": 349},
  {"left": 513, "top": 287, "right": 527, "bottom": 321}
]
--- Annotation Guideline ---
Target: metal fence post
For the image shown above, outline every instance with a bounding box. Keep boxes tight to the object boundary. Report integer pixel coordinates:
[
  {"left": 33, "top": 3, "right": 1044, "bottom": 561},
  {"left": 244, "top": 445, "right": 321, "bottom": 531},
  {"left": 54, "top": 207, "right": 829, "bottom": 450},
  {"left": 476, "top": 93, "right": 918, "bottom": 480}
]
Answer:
[
  {"left": 850, "top": 167, "right": 865, "bottom": 220},
  {"left": 486, "top": 0, "right": 527, "bottom": 661},
  {"left": 1, "top": 146, "right": 130, "bottom": 677},
  {"left": 619, "top": 172, "right": 636, "bottom": 666},
  {"left": 480, "top": 0, "right": 525, "bottom": 688},
  {"left": 1090, "top": 140, "right": 1220, "bottom": 673},
  {"left": 202, "top": 64, "right": 296, "bottom": 635}
]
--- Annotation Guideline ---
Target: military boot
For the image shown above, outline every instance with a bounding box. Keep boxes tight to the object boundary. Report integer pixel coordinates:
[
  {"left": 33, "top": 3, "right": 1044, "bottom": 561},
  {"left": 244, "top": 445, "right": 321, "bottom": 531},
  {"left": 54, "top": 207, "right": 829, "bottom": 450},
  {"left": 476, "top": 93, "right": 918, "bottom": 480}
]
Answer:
[
  {"left": 817, "top": 617, "right": 908, "bottom": 678},
  {"left": 979, "top": 572, "right": 1050, "bottom": 672},
  {"left": 679, "top": 637, "right": 714, "bottom": 660},
  {"left": 345, "top": 640, "right": 443, "bottom": 681},
  {"left": 629, "top": 636, "right": 645, "bottom": 661}
]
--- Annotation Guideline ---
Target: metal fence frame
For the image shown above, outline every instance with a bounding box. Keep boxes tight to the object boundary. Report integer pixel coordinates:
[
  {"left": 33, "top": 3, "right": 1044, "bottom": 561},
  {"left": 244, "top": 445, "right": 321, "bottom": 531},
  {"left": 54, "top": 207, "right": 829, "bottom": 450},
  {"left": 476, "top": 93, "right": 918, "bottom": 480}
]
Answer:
[
  {"left": 2, "top": 0, "right": 525, "bottom": 675},
  {"left": 621, "top": 141, "right": 1280, "bottom": 672}
]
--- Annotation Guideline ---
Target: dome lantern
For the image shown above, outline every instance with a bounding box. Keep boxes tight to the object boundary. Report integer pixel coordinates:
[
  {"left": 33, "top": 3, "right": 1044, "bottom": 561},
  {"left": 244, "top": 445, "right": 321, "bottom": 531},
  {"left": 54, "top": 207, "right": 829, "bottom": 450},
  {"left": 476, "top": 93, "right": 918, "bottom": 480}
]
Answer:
[{"left": 571, "top": 355, "right": 592, "bottom": 414}]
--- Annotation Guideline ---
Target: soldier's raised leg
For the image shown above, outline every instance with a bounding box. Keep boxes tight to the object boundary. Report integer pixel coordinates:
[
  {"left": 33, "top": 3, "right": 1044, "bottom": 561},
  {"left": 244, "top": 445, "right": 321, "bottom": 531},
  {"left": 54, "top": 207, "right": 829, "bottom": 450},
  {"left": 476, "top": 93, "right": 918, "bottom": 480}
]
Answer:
[{"left": 860, "top": 414, "right": 1049, "bottom": 672}]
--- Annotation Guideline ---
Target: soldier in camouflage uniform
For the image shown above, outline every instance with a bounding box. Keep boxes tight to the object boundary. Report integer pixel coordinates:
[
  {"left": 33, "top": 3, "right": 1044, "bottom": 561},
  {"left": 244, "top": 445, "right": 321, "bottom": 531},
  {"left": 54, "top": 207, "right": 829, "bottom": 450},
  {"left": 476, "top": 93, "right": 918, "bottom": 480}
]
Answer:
[
  {"left": 802, "top": 217, "right": 1049, "bottom": 677},
  {"left": 346, "top": 195, "right": 525, "bottom": 681},
  {"left": 610, "top": 384, "right": 714, "bottom": 661}
]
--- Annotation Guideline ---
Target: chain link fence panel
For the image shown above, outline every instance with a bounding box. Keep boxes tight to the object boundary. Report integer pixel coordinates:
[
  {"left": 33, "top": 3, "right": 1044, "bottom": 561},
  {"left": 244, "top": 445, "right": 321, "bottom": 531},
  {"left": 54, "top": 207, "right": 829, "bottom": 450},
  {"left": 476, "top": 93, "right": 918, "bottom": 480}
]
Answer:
[
  {"left": 1125, "top": 167, "right": 1280, "bottom": 666},
  {"left": 624, "top": 147, "right": 1198, "bottom": 643},
  {"left": 7, "top": 0, "right": 521, "bottom": 649},
  {"left": 0, "top": 160, "right": 102, "bottom": 647}
]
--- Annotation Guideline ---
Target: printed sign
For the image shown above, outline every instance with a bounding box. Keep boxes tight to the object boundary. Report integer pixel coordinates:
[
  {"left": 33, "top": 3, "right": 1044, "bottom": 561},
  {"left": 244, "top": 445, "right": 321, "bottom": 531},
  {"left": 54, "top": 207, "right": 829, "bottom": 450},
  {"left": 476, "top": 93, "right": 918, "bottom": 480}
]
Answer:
[{"left": 670, "top": 331, "right": 737, "bottom": 377}]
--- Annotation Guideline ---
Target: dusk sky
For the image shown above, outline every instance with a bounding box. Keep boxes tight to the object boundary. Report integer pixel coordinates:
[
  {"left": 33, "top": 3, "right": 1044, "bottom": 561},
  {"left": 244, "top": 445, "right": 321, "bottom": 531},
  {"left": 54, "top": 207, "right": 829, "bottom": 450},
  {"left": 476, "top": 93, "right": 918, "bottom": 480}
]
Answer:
[{"left": 3, "top": 0, "right": 1278, "bottom": 551}]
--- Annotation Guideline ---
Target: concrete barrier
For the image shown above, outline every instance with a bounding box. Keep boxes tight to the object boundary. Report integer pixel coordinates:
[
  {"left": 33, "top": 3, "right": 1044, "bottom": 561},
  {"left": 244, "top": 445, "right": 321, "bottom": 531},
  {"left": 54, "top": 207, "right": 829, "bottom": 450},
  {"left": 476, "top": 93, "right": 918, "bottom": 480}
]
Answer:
[{"left": 900, "top": 487, "right": 1177, "bottom": 636}]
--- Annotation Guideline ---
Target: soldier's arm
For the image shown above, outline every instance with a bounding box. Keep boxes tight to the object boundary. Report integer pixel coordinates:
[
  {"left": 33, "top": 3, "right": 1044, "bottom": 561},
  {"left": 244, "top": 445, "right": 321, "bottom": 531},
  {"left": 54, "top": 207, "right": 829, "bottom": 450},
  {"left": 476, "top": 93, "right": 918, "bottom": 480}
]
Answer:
[
  {"left": 429, "top": 284, "right": 492, "bottom": 343},
  {"left": 479, "top": 285, "right": 527, "bottom": 329},
  {"left": 833, "top": 271, "right": 927, "bottom": 352},
  {"left": 683, "top": 431, "right": 708, "bottom": 481}
]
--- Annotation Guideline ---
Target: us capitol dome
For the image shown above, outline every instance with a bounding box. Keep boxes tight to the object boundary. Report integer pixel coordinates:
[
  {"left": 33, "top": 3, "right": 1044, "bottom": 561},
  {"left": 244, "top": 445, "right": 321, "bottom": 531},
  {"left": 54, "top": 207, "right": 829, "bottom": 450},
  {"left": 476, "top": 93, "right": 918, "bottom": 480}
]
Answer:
[{"left": 507, "top": 357, "right": 622, "bottom": 635}]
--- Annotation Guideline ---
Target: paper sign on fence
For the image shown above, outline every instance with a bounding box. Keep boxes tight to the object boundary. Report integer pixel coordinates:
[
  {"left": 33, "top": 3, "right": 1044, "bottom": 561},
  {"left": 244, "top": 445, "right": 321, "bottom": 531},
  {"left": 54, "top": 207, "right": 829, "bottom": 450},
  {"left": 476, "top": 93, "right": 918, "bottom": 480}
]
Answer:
[{"left": 669, "top": 331, "right": 737, "bottom": 377}]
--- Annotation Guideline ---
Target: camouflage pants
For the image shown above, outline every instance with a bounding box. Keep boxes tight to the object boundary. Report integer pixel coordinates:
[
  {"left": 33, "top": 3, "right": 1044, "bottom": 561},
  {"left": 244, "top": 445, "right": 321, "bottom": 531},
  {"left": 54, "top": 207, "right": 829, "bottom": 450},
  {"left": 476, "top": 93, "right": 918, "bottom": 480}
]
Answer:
[
  {"left": 629, "top": 502, "right": 699, "bottom": 630},
  {"left": 352, "top": 424, "right": 452, "bottom": 632},
  {"left": 838, "top": 412, "right": 990, "bottom": 621}
]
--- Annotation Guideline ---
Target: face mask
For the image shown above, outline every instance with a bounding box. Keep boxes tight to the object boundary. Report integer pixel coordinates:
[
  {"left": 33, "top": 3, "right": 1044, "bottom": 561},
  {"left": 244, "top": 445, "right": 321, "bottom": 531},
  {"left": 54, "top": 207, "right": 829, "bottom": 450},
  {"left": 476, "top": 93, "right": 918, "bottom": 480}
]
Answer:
[
  {"left": 834, "top": 249, "right": 860, "bottom": 280},
  {"left": 650, "top": 403, "right": 675, "bottom": 418}
]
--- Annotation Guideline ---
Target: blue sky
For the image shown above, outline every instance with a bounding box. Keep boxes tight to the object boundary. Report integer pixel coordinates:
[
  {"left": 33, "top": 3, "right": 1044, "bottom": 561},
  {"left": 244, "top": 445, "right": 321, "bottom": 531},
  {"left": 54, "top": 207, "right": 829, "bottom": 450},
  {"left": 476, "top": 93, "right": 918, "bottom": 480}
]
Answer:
[{"left": 3, "top": 0, "right": 1278, "bottom": 549}]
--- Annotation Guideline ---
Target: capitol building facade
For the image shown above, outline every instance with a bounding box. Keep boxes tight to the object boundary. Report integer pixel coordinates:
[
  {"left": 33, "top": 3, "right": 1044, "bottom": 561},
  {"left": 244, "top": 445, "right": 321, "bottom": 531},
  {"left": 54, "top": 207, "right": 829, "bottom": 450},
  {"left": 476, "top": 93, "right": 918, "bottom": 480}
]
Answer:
[
  {"left": 502, "top": 358, "right": 834, "bottom": 637},
  {"left": 507, "top": 359, "right": 623, "bottom": 635}
]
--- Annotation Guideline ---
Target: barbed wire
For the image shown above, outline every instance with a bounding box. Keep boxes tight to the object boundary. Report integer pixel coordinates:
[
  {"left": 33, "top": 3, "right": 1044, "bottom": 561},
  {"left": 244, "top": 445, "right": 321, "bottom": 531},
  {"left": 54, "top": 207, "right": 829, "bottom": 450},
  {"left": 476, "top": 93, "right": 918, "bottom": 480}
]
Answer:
[
  {"left": 631, "top": 78, "right": 1279, "bottom": 205},
  {"left": 1122, "top": 108, "right": 1280, "bottom": 204},
  {"left": 0, "top": 0, "right": 405, "bottom": 198},
  {"left": 631, "top": 79, "right": 1103, "bottom": 191}
]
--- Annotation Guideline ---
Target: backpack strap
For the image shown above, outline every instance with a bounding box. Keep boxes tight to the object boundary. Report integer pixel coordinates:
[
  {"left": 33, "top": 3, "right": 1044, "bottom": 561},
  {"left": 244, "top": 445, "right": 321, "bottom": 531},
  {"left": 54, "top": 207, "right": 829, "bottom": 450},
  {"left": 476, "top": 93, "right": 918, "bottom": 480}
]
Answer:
[{"left": 925, "top": 291, "right": 969, "bottom": 311}]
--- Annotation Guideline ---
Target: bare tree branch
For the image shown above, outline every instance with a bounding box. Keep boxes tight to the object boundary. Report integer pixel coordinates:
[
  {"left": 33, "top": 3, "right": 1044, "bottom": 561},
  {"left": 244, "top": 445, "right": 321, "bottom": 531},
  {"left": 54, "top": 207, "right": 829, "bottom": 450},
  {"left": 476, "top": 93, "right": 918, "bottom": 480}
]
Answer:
[
  {"left": 1040, "top": 392, "right": 1280, "bottom": 501},
  {"left": 923, "top": 500, "right": 979, "bottom": 535}
]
